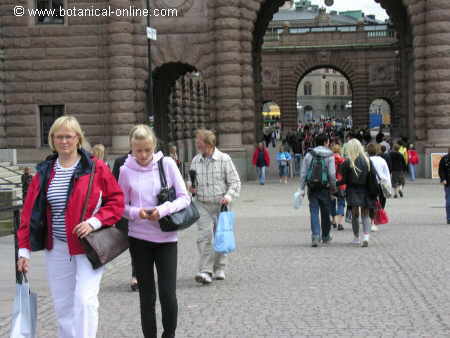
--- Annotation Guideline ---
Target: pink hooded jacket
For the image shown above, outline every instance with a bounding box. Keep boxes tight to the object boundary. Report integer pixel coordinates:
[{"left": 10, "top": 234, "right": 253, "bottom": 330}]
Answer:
[{"left": 118, "top": 151, "right": 190, "bottom": 243}]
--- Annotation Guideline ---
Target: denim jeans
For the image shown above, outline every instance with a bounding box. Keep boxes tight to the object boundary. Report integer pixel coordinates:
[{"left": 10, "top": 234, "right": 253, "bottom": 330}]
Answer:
[
  {"left": 445, "top": 186, "right": 450, "bottom": 221},
  {"left": 330, "top": 196, "right": 346, "bottom": 217},
  {"left": 294, "top": 154, "right": 302, "bottom": 176},
  {"left": 256, "top": 166, "right": 266, "bottom": 184},
  {"left": 308, "top": 189, "right": 332, "bottom": 240},
  {"left": 279, "top": 164, "right": 288, "bottom": 177},
  {"left": 408, "top": 163, "right": 416, "bottom": 181}
]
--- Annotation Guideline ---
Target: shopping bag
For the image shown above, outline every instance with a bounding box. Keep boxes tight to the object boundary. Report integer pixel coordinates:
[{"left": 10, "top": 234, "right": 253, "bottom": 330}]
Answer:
[
  {"left": 10, "top": 274, "right": 37, "bottom": 338},
  {"left": 374, "top": 201, "right": 389, "bottom": 225},
  {"left": 293, "top": 190, "right": 303, "bottom": 209},
  {"left": 214, "top": 206, "right": 236, "bottom": 254}
]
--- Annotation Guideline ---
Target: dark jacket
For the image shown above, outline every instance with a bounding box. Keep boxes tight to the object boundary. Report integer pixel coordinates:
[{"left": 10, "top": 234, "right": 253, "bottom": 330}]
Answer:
[
  {"left": 18, "top": 148, "right": 124, "bottom": 255},
  {"left": 292, "top": 136, "right": 303, "bottom": 154},
  {"left": 112, "top": 152, "right": 131, "bottom": 231},
  {"left": 439, "top": 154, "right": 450, "bottom": 187},
  {"left": 380, "top": 153, "right": 392, "bottom": 171},
  {"left": 390, "top": 151, "right": 407, "bottom": 172},
  {"left": 341, "top": 155, "right": 370, "bottom": 187}
]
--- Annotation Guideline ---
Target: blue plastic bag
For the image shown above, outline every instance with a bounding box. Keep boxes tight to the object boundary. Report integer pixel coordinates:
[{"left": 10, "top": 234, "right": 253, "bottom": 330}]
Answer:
[
  {"left": 10, "top": 274, "right": 37, "bottom": 338},
  {"left": 214, "top": 206, "right": 236, "bottom": 254}
]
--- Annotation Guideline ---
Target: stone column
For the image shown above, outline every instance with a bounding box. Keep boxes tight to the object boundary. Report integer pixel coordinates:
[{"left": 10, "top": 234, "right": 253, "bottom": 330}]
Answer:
[
  {"left": 423, "top": 0, "right": 450, "bottom": 146},
  {"left": 213, "top": 0, "right": 244, "bottom": 148},
  {"left": 108, "top": 0, "right": 137, "bottom": 152}
]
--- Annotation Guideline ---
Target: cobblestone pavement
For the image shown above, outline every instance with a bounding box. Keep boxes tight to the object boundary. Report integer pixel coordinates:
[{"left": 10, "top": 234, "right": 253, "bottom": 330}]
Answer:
[{"left": 1, "top": 179, "right": 450, "bottom": 337}]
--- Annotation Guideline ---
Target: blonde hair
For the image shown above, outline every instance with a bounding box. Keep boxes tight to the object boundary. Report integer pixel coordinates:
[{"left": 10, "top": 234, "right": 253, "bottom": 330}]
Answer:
[
  {"left": 129, "top": 124, "right": 157, "bottom": 150},
  {"left": 195, "top": 129, "right": 216, "bottom": 147},
  {"left": 332, "top": 144, "right": 341, "bottom": 154},
  {"left": 48, "top": 115, "right": 87, "bottom": 151},
  {"left": 346, "top": 139, "right": 370, "bottom": 175},
  {"left": 92, "top": 144, "right": 105, "bottom": 160}
]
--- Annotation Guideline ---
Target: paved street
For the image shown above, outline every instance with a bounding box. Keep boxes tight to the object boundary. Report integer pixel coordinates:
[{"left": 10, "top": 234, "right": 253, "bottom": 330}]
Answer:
[{"left": 1, "top": 178, "right": 449, "bottom": 337}]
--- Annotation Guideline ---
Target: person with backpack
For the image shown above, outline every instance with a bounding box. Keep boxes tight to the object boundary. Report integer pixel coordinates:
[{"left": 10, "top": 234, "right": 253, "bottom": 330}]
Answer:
[
  {"left": 252, "top": 142, "right": 270, "bottom": 185},
  {"left": 339, "top": 139, "right": 376, "bottom": 247},
  {"left": 276, "top": 145, "right": 292, "bottom": 184},
  {"left": 299, "top": 134, "right": 337, "bottom": 247},
  {"left": 292, "top": 133, "right": 304, "bottom": 176},
  {"left": 407, "top": 144, "right": 419, "bottom": 181},
  {"left": 390, "top": 144, "right": 408, "bottom": 198}
]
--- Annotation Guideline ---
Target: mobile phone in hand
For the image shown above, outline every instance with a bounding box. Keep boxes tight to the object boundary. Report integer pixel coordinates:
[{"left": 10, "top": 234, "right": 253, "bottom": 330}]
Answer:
[{"left": 145, "top": 208, "right": 156, "bottom": 215}]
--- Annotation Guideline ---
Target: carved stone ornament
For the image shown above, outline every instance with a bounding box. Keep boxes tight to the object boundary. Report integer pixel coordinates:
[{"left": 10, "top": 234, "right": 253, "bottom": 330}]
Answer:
[
  {"left": 153, "top": 0, "right": 194, "bottom": 13},
  {"left": 369, "top": 63, "right": 395, "bottom": 85},
  {"left": 262, "top": 68, "right": 280, "bottom": 88}
]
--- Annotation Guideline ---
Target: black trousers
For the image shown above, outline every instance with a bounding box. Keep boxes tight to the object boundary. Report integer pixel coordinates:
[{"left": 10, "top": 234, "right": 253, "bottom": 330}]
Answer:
[{"left": 129, "top": 237, "right": 178, "bottom": 338}]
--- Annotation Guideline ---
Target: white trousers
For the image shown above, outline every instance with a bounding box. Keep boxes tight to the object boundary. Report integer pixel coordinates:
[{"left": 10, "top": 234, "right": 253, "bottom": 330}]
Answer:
[{"left": 45, "top": 238, "right": 104, "bottom": 338}]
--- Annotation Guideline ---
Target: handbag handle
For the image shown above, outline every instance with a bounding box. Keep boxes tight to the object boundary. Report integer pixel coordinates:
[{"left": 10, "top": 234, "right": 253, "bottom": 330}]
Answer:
[
  {"left": 80, "top": 161, "right": 96, "bottom": 223},
  {"left": 157, "top": 158, "right": 168, "bottom": 190},
  {"left": 220, "top": 204, "right": 228, "bottom": 212}
]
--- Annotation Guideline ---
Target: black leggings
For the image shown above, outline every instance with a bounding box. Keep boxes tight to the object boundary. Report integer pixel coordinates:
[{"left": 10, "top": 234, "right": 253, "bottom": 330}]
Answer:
[{"left": 129, "top": 238, "right": 178, "bottom": 338}]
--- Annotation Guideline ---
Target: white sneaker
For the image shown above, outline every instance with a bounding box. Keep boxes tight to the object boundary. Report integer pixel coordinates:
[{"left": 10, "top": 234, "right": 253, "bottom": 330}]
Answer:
[
  {"left": 214, "top": 270, "right": 226, "bottom": 280},
  {"left": 351, "top": 237, "right": 361, "bottom": 245},
  {"left": 371, "top": 225, "right": 379, "bottom": 232},
  {"left": 362, "top": 234, "right": 369, "bottom": 247},
  {"left": 195, "top": 272, "right": 212, "bottom": 284}
]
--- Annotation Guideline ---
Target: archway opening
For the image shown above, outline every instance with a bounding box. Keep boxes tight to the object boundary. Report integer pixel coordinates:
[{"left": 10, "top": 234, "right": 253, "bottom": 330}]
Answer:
[
  {"left": 253, "top": 0, "right": 413, "bottom": 143},
  {"left": 369, "top": 98, "right": 392, "bottom": 137},
  {"left": 296, "top": 67, "right": 353, "bottom": 125},
  {"left": 152, "top": 62, "right": 210, "bottom": 161}
]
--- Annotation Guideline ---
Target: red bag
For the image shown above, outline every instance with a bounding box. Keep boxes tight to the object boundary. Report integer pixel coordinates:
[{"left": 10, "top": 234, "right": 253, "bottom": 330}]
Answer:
[{"left": 374, "top": 201, "right": 389, "bottom": 225}]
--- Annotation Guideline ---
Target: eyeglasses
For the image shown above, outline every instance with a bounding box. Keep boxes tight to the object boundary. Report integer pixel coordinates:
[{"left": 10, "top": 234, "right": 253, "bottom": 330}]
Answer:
[{"left": 53, "top": 135, "right": 77, "bottom": 142}]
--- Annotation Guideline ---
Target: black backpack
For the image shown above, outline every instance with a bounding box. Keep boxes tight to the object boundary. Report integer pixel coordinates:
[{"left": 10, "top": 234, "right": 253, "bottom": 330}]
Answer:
[
  {"left": 306, "top": 152, "right": 329, "bottom": 190},
  {"left": 367, "top": 160, "right": 380, "bottom": 198}
]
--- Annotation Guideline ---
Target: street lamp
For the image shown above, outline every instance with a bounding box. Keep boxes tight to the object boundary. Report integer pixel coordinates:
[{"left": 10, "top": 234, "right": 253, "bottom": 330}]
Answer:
[{"left": 146, "top": 0, "right": 154, "bottom": 123}]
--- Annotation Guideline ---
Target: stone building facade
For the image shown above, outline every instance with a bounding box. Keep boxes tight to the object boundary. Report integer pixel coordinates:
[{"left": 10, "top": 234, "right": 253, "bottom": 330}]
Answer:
[{"left": 1, "top": 0, "right": 450, "bottom": 179}]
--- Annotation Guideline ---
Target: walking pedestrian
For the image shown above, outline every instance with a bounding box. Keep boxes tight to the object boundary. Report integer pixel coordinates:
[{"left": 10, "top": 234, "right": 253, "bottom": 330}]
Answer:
[
  {"left": 292, "top": 133, "right": 304, "bottom": 176},
  {"left": 17, "top": 115, "right": 124, "bottom": 338},
  {"left": 340, "top": 138, "right": 376, "bottom": 247},
  {"left": 331, "top": 144, "right": 346, "bottom": 231},
  {"left": 390, "top": 144, "right": 407, "bottom": 198},
  {"left": 367, "top": 143, "right": 391, "bottom": 232},
  {"left": 438, "top": 148, "right": 450, "bottom": 224},
  {"left": 118, "top": 125, "right": 190, "bottom": 338},
  {"left": 276, "top": 145, "right": 291, "bottom": 184},
  {"left": 299, "top": 134, "right": 337, "bottom": 247},
  {"left": 188, "top": 129, "right": 241, "bottom": 284},
  {"left": 252, "top": 142, "right": 270, "bottom": 185},
  {"left": 407, "top": 144, "right": 419, "bottom": 181},
  {"left": 169, "top": 144, "right": 182, "bottom": 171}
]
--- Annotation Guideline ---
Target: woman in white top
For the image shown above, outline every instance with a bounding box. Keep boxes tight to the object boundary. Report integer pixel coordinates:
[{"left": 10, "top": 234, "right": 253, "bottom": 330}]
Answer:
[{"left": 367, "top": 143, "right": 391, "bottom": 232}]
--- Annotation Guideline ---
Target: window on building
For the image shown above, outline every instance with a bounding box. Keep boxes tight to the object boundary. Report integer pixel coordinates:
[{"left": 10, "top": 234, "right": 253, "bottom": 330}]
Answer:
[
  {"left": 304, "top": 82, "right": 312, "bottom": 96},
  {"left": 333, "top": 82, "right": 337, "bottom": 96},
  {"left": 325, "top": 82, "right": 330, "bottom": 96},
  {"left": 36, "top": 0, "right": 65, "bottom": 25},
  {"left": 325, "top": 68, "right": 330, "bottom": 73},
  {"left": 333, "top": 69, "right": 336, "bottom": 73},
  {"left": 340, "top": 82, "right": 345, "bottom": 96},
  {"left": 40, "top": 105, "right": 64, "bottom": 146},
  {"left": 347, "top": 84, "right": 352, "bottom": 96}
]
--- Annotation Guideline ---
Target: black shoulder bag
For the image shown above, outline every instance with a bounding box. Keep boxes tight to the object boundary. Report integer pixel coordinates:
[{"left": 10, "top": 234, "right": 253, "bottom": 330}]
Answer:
[{"left": 157, "top": 157, "right": 200, "bottom": 232}]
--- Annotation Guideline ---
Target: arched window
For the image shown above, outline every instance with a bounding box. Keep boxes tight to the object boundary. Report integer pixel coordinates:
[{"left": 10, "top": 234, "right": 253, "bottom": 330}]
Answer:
[
  {"left": 347, "top": 84, "right": 352, "bottom": 96},
  {"left": 304, "top": 82, "right": 312, "bottom": 95},
  {"left": 325, "top": 81, "right": 330, "bottom": 96},
  {"left": 340, "top": 82, "right": 345, "bottom": 96},
  {"left": 333, "top": 81, "right": 337, "bottom": 96}
]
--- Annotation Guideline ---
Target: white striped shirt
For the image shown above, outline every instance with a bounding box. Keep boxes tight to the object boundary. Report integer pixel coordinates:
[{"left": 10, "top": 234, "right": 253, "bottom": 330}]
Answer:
[{"left": 47, "top": 159, "right": 79, "bottom": 242}]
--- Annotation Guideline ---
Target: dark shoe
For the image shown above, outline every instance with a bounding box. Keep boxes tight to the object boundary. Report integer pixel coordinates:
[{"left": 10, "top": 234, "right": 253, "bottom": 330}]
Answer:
[
  {"left": 394, "top": 195, "right": 398, "bottom": 199},
  {"left": 399, "top": 190, "right": 403, "bottom": 198},
  {"left": 447, "top": 220, "right": 450, "bottom": 225},
  {"left": 332, "top": 223, "right": 337, "bottom": 229},
  {"left": 338, "top": 224, "right": 344, "bottom": 231},
  {"left": 322, "top": 234, "right": 333, "bottom": 244},
  {"left": 311, "top": 238, "right": 319, "bottom": 247}
]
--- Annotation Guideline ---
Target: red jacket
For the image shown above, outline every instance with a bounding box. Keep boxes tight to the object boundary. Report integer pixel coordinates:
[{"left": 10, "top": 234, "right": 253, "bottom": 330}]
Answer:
[
  {"left": 334, "top": 153, "right": 346, "bottom": 191},
  {"left": 252, "top": 147, "right": 271, "bottom": 167},
  {"left": 18, "top": 149, "right": 124, "bottom": 256},
  {"left": 408, "top": 150, "right": 419, "bottom": 165}
]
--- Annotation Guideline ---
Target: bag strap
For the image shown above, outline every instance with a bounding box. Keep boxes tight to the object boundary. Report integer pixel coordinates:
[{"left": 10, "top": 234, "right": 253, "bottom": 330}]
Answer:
[
  {"left": 80, "top": 160, "right": 96, "bottom": 223},
  {"left": 157, "top": 157, "right": 168, "bottom": 189}
]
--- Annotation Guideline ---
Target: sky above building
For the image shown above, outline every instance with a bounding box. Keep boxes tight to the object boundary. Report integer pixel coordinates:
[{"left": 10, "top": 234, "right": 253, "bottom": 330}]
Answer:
[{"left": 309, "top": 0, "right": 389, "bottom": 21}]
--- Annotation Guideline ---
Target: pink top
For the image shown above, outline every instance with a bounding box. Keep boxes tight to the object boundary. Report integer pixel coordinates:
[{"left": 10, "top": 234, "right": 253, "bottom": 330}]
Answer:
[{"left": 118, "top": 151, "right": 190, "bottom": 243}]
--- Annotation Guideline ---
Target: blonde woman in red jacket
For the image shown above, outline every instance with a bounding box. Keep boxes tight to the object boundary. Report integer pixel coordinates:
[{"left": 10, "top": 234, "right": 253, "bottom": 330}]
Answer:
[{"left": 17, "top": 116, "right": 124, "bottom": 338}]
